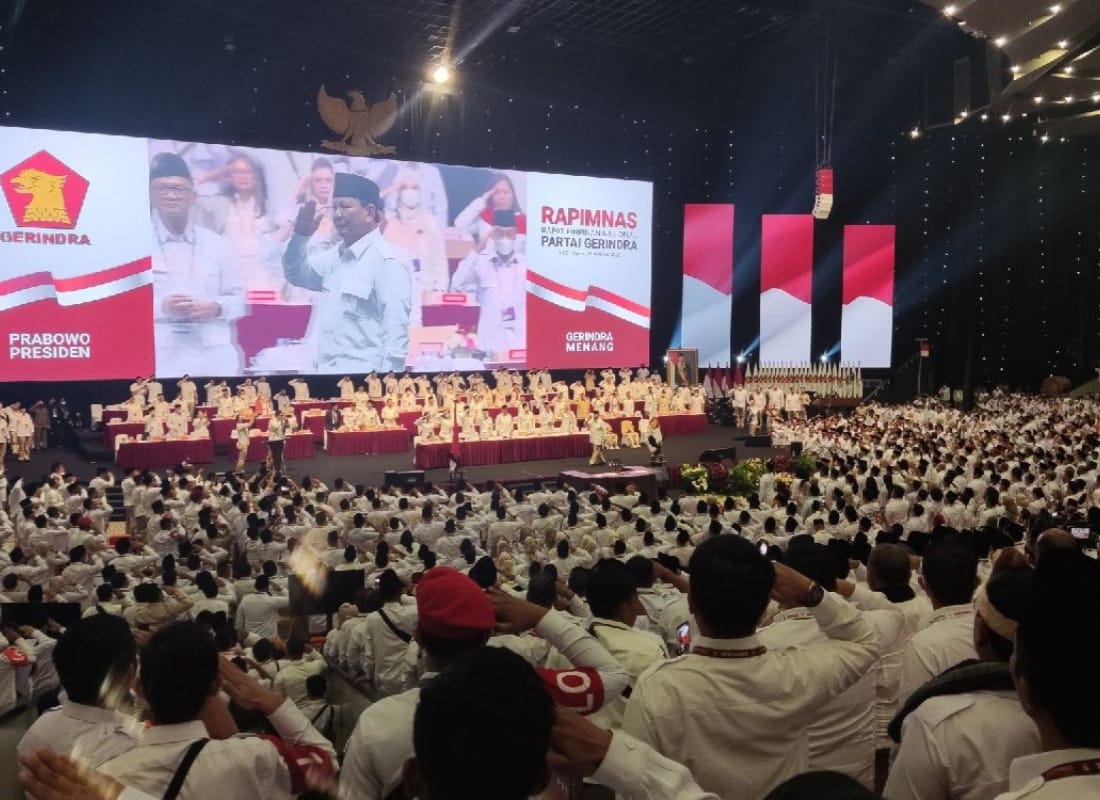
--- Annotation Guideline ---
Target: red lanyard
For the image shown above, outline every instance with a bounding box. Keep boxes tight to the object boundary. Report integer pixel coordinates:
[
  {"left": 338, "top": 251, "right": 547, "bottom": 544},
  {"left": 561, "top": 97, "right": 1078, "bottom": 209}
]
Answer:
[{"left": 1042, "top": 758, "right": 1100, "bottom": 782}]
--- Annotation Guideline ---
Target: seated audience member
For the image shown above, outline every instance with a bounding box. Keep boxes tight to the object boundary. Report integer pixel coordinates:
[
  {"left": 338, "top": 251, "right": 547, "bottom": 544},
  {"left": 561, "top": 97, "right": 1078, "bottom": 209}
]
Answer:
[
  {"left": 620, "top": 535, "right": 879, "bottom": 798},
  {"left": 17, "top": 614, "right": 141, "bottom": 767},
  {"left": 885, "top": 552, "right": 1040, "bottom": 800},
  {"left": 897, "top": 535, "right": 979, "bottom": 705},
  {"left": 96, "top": 621, "right": 336, "bottom": 797},
  {"left": 996, "top": 549, "right": 1100, "bottom": 799}
]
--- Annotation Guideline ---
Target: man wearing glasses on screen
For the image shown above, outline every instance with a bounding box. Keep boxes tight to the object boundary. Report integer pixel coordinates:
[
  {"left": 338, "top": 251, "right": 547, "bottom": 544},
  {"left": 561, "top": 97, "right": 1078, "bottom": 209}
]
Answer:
[
  {"left": 284, "top": 173, "right": 411, "bottom": 373},
  {"left": 148, "top": 152, "right": 245, "bottom": 377}
]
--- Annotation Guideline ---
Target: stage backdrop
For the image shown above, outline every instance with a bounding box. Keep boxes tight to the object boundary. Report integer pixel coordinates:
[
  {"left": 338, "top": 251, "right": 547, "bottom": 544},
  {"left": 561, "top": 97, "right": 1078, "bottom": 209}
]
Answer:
[
  {"left": 680, "top": 203, "right": 733, "bottom": 365},
  {"left": 841, "top": 224, "right": 895, "bottom": 368},
  {"left": 0, "top": 125, "right": 652, "bottom": 381},
  {"left": 759, "top": 214, "right": 814, "bottom": 364}
]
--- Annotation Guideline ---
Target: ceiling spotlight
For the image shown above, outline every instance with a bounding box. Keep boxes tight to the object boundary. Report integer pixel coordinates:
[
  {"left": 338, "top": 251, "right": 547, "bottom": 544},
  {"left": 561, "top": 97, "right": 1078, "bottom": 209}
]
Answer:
[
  {"left": 1001, "top": 113, "right": 1011, "bottom": 122},
  {"left": 820, "top": 353, "right": 829, "bottom": 363},
  {"left": 1034, "top": 95, "right": 1044, "bottom": 103},
  {"left": 1064, "top": 65, "right": 1074, "bottom": 74},
  {"left": 1051, "top": 4, "right": 1062, "bottom": 14},
  {"left": 980, "top": 113, "right": 989, "bottom": 121},
  {"left": 1040, "top": 133, "right": 1050, "bottom": 143},
  {"left": 431, "top": 64, "right": 451, "bottom": 84},
  {"left": 1058, "top": 40, "right": 1068, "bottom": 49},
  {"left": 736, "top": 354, "right": 745, "bottom": 363},
  {"left": 1010, "top": 64, "right": 1021, "bottom": 74},
  {"left": 944, "top": 4, "right": 957, "bottom": 15},
  {"left": 909, "top": 126, "right": 922, "bottom": 138},
  {"left": 994, "top": 36, "right": 1008, "bottom": 47},
  {"left": 1092, "top": 93, "right": 1100, "bottom": 102},
  {"left": 1065, "top": 95, "right": 1075, "bottom": 103}
]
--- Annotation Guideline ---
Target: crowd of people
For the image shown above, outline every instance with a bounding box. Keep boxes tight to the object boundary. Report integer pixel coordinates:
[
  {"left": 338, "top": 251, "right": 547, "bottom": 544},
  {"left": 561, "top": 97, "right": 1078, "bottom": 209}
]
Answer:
[
  {"left": 103, "top": 368, "right": 705, "bottom": 462},
  {"left": 3, "top": 391, "right": 1100, "bottom": 799}
]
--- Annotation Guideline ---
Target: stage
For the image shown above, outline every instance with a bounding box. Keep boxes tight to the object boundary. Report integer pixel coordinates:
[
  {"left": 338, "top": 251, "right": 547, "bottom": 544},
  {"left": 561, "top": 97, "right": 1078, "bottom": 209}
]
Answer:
[{"left": 54, "top": 423, "right": 784, "bottom": 491}]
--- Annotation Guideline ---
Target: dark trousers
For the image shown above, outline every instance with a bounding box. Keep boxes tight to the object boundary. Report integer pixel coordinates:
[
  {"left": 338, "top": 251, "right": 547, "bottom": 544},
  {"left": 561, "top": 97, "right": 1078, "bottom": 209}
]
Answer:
[{"left": 268, "top": 439, "right": 285, "bottom": 472}]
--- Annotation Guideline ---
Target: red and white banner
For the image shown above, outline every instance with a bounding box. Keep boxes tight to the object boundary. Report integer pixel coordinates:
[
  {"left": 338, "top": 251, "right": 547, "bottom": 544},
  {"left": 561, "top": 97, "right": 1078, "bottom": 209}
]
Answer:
[
  {"left": 841, "top": 224, "right": 895, "bottom": 368},
  {"left": 0, "top": 129, "right": 154, "bottom": 381},
  {"left": 525, "top": 173, "right": 652, "bottom": 368},
  {"left": 0, "top": 126, "right": 652, "bottom": 380},
  {"left": 759, "top": 214, "right": 813, "bottom": 364},
  {"left": 680, "top": 204, "right": 733, "bottom": 365}
]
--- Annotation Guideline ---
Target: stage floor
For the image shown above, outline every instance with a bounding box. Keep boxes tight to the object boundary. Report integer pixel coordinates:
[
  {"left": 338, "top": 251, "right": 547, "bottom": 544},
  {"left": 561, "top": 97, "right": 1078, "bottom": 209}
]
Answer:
[{"left": 30, "top": 423, "right": 782, "bottom": 488}]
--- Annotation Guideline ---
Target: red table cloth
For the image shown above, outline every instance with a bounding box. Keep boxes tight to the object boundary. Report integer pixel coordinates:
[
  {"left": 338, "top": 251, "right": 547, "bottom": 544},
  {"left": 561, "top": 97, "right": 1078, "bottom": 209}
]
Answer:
[
  {"left": 209, "top": 416, "right": 270, "bottom": 444},
  {"left": 414, "top": 434, "right": 590, "bottom": 469},
  {"left": 291, "top": 400, "right": 353, "bottom": 422},
  {"left": 105, "top": 422, "right": 146, "bottom": 449},
  {"left": 653, "top": 413, "right": 707, "bottom": 435},
  {"left": 326, "top": 429, "right": 410, "bottom": 456},
  {"left": 116, "top": 438, "right": 214, "bottom": 471},
  {"left": 103, "top": 408, "right": 129, "bottom": 423},
  {"left": 237, "top": 432, "right": 315, "bottom": 462}
]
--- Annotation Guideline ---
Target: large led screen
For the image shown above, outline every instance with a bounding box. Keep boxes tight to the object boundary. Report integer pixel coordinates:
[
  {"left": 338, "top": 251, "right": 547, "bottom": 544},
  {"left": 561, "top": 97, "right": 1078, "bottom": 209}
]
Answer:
[{"left": 0, "top": 126, "right": 652, "bottom": 380}]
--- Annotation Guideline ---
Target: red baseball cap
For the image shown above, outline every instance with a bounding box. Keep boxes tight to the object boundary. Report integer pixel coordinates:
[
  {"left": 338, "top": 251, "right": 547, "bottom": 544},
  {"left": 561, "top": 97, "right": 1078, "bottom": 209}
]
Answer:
[{"left": 417, "top": 567, "right": 495, "bottom": 639}]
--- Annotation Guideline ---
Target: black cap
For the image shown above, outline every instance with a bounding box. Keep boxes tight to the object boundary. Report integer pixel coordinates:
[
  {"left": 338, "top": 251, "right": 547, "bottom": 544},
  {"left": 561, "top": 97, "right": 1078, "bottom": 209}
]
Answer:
[
  {"left": 334, "top": 173, "right": 381, "bottom": 207},
  {"left": 149, "top": 152, "right": 192, "bottom": 183}
]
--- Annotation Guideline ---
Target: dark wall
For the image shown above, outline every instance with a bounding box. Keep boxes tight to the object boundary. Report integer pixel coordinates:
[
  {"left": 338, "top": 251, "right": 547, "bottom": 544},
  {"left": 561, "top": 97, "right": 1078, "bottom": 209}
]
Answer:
[{"left": 1, "top": 0, "right": 1092, "bottom": 415}]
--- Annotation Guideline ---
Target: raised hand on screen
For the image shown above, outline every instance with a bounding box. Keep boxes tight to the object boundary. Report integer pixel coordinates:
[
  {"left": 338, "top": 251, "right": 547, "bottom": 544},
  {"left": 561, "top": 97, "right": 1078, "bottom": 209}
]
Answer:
[{"left": 293, "top": 199, "right": 323, "bottom": 237}]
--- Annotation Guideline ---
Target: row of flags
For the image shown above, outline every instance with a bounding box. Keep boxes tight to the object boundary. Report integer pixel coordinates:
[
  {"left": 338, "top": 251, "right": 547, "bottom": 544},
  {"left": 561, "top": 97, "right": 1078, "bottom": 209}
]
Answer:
[{"left": 703, "top": 362, "right": 865, "bottom": 398}]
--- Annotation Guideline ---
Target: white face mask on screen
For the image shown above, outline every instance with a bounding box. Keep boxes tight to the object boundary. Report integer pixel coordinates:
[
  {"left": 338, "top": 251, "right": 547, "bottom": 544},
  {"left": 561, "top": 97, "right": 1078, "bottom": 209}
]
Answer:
[
  {"left": 399, "top": 188, "right": 421, "bottom": 208},
  {"left": 494, "top": 237, "right": 515, "bottom": 258}
]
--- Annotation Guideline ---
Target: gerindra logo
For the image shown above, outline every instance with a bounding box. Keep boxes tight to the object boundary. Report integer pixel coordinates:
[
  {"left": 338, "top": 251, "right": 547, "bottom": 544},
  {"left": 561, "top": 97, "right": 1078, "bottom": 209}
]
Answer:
[{"left": 1, "top": 150, "right": 89, "bottom": 229}]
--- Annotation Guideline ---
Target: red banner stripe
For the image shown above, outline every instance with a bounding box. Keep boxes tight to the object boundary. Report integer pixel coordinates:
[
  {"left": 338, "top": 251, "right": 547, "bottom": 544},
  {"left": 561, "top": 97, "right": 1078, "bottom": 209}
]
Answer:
[
  {"left": 682, "top": 204, "right": 734, "bottom": 294},
  {"left": 0, "top": 257, "right": 150, "bottom": 297},
  {"left": 760, "top": 214, "right": 813, "bottom": 303},
  {"left": 842, "top": 225, "right": 895, "bottom": 305}
]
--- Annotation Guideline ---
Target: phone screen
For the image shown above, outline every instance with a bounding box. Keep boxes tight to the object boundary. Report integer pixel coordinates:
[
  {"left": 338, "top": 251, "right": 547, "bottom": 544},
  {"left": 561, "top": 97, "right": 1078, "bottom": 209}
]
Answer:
[
  {"left": 676, "top": 622, "right": 691, "bottom": 651},
  {"left": 758, "top": 541, "right": 769, "bottom": 556},
  {"left": 1070, "top": 526, "right": 1091, "bottom": 540}
]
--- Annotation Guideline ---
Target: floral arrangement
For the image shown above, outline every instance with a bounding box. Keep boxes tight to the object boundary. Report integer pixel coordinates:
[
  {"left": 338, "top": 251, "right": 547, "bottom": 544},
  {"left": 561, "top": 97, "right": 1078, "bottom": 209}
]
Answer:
[
  {"left": 679, "top": 464, "right": 710, "bottom": 494},
  {"left": 793, "top": 451, "right": 816, "bottom": 479},
  {"left": 728, "top": 458, "right": 767, "bottom": 494}
]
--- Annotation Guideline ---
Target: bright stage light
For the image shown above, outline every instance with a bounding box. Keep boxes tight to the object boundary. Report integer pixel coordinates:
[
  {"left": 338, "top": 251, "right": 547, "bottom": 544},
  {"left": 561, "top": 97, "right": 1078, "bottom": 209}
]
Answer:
[
  {"left": 943, "top": 5, "right": 957, "bottom": 16},
  {"left": 1034, "top": 96, "right": 1044, "bottom": 103},
  {"left": 994, "top": 36, "right": 1007, "bottom": 47},
  {"left": 819, "top": 353, "right": 828, "bottom": 363},
  {"left": 909, "top": 126, "right": 921, "bottom": 139},
  {"left": 1064, "top": 66, "right": 1074, "bottom": 74},
  {"left": 1010, "top": 65, "right": 1021, "bottom": 74},
  {"left": 1058, "top": 40, "right": 1068, "bottom": 49},
  {"left": 736, "top": 354, "right": 745, "bottom": 363},
  {"left": 1001, "top": 113, "right": 1011, "bottom": 122},
  {"left": 1040, "top": 133, "right": 1050, "bottom": 143},
  {"left": 431, "top": 64, "right": 451, "bottom": 84},
  {"left": 1051, "top": 5, "right": 1062, "bottom": 15}
]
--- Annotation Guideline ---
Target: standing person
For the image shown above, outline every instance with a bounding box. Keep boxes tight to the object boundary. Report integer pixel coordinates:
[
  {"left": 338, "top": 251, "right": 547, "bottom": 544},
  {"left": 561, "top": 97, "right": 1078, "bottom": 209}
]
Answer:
[
  {"left": 148, "top": 152, "right": 245, "bottom": 377},
  {"left": 588, "top": 413, "right": 607, "bottom": 466},
  {"left": 452, "top": 172, "right": 526, "bottom": 249},
  {"left": 176, "top": 375, "right": 197, "bottom": 415},
  {"left": 234, "top": 416, "right": 251, "bottom": 472},
  {"left": 448, "top": 210, "right": 527, "bottom": 361},
  {"left": 283, "top": 173, "right": 412, "bottom": 374},
  {"left": 267, "top": 412, "right": 287, "bottom": 473},
  {"left": 31, "top": 402, "right": 50, "bottom": 450}
]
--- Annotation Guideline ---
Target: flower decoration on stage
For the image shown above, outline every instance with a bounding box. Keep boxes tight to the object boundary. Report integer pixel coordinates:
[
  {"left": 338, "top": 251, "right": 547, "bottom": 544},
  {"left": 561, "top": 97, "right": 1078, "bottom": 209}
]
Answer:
[
  {"left": 773, "top": 472, "right": 797, "bottom": 490},
  {"left": 317, "top": 87, "right": 399, "bottom": 156},
  {"left": 793, "top": 451, "right": 817, "bottom": 479},
  {"left": 729, "top": 458, "right": 767, "bottom": 494},
  {"left": 679, "top": 464, "right": 710, "bottom": 494}
]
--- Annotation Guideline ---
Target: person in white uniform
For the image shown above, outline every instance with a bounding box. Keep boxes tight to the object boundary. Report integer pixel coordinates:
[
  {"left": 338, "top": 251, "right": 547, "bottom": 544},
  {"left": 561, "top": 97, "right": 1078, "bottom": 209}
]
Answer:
[
  {"left": 449, "top": 209, "right": 526, "bottom": 361},
  {"left": 148, "top": 152, "right": 244, "bottom": 377},
  {"left": 284, "top": 173, "right": 412, "bottom": 374}
]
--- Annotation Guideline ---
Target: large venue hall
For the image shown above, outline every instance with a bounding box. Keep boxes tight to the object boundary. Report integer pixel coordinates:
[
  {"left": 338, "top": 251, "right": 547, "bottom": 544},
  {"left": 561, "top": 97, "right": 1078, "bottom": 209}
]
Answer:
[{"left": 1, "top": 0, "right": 1099, "bottom": 798}]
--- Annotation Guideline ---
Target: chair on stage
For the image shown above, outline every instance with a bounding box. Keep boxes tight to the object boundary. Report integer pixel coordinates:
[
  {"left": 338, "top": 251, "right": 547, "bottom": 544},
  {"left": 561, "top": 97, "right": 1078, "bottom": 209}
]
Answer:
[
  {"left": 604, "top": 430, "right": 620, "bottom": 450},
  {"left": 620, "top": 420, "right": 641, "bottom": 448}
]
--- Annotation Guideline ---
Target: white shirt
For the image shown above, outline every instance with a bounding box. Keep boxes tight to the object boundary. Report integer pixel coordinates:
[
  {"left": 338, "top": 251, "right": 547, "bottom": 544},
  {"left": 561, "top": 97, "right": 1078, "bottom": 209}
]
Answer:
[
  {"left": 340, "top": 610, "right": 630, "bottom": 800},
  {"left": 235, "top": 592, "right": 289, "bottom": 642},
  {"left": 996, "top": 747, "right": 1100, "bottom": 800},
  {"left": 759, "top": 601, "right": 903, "bottom": 788},
  {"left": 621, "top": 592, "right": 878, "bottom": 799},
  {"left": 898, "top": 604, "right": 978, "bottom": 705},
  {"left": 886, "top": 689, "right": 1040, "bottom": 800},
  {"left": 100, "top": 699, "right": 335, "bottom": 800},
  {"left": 362, "top": 601, "right": 418, "bottom": 696},
  {"left": 17, "top": 700, "right": 142, "bottom": 767}
]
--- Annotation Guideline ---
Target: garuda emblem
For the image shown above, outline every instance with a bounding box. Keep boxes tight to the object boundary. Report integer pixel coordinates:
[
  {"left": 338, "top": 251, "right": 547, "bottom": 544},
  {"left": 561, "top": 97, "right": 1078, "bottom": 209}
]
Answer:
[{"left": 317, "top": 87, "right": 398, "bottom": 156}]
